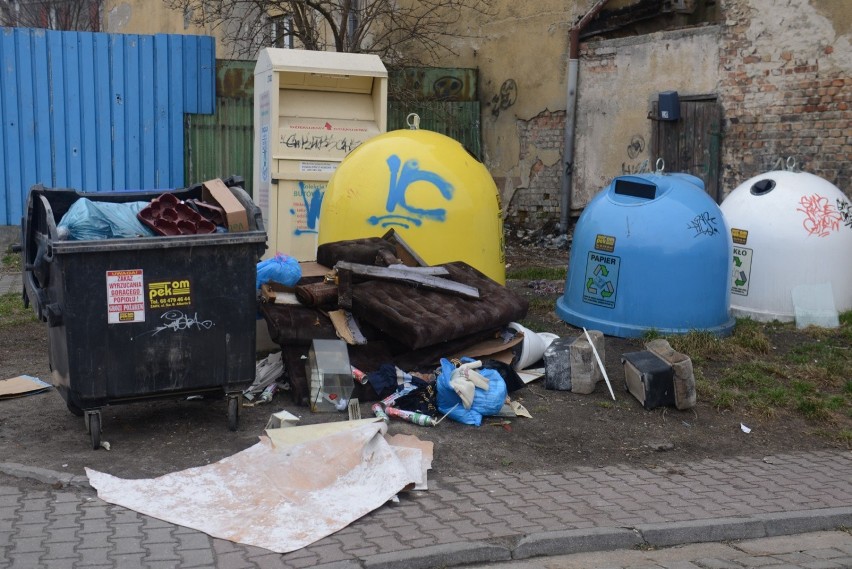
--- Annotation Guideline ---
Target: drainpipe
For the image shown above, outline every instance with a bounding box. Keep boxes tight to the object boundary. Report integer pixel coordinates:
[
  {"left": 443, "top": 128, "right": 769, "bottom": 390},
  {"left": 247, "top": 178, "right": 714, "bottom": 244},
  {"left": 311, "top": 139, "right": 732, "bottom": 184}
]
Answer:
[{"left": 560, "top": 0, "right": 609, "bottom": 233}]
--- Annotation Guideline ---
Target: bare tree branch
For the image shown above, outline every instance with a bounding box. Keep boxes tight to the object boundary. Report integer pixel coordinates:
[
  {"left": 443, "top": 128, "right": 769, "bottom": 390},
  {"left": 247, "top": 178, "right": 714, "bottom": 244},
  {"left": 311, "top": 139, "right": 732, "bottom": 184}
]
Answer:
[
  {"left": 163, "top": 0, "right": 492, "bottom": 64},
  {"left": 1, "top": 0, "right": 102, "bottom": 31}
]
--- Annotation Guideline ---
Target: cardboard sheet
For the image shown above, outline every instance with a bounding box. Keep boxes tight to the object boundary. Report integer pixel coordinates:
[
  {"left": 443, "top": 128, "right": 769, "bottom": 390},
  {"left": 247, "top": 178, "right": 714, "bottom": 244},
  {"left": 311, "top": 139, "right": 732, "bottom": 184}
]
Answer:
[
  {"left": 0, "top": 375, "right": 52, "bottom": 399},
  {"left": 87, "top": 421, "right": 428, "bottom": 554}
]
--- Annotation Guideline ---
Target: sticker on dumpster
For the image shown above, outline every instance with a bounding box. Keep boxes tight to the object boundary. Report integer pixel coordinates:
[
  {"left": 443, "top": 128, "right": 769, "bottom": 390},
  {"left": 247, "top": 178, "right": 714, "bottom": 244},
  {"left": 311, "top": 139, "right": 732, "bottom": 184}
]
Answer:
[
  {"left": 106, "top": 269, "right": 145, "bottom": 324},
  {"left": 731, "top": 227, "right": 749, "bottom": 245},
  {"left": 594, "top": 234, "right": 616, "bottom": 252},
  {"left": 583, "top": 252, "right": 620, "bottom": 309},
  {"left": 731, "top": 247, "right": 753, "bottom": 296},
  {"left": 300, "top": 161, "right": 338, "bottom": 174},
  {"left": 148, "top": 279, "right": 192, "bottom": 310}
]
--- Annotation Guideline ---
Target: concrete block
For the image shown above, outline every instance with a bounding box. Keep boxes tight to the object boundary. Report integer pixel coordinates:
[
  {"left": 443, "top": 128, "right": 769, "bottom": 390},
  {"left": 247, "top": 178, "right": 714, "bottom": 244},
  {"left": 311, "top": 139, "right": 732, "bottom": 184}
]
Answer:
[
  {"left": 570, "top": 330, "right": 604, "bottom": 394},
  {"left": 544, "top": 337, "right": 573, "bottom": 391}
]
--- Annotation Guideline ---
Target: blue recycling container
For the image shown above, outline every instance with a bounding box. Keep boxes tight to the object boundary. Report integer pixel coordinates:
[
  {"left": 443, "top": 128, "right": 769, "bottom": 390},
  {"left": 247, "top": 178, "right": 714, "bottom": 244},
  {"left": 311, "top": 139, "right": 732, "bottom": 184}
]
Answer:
[{"left": 556, "top": 173, "right": 734, "bottom": 338}]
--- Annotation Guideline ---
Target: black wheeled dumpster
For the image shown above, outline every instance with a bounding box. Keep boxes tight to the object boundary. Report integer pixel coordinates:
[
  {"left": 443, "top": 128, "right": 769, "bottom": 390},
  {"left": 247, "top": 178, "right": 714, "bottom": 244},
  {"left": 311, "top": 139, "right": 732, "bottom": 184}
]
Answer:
[{"left": 21, "top": 178, "right": 267, "bottom": 449}]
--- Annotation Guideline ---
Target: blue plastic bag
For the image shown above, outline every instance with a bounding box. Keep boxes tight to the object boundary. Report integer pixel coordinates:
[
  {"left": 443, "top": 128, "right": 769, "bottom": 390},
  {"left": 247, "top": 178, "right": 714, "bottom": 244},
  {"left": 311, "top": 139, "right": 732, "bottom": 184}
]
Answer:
[
  {"left": 57, "top": 199, "right": 155, "bottom": 240},
  {"left": 437, "top": 357, "right": 508, "bottom": 426},
  {"left": 256, "top": 254, "right": 302, "bottom": 290}
]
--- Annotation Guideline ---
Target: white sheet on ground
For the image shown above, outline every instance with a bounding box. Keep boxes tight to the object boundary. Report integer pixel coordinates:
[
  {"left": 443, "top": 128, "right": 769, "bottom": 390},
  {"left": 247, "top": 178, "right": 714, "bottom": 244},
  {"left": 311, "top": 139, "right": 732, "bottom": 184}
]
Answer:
[{"left": 86, "top": 420, "right": 427, "bottom": 553}]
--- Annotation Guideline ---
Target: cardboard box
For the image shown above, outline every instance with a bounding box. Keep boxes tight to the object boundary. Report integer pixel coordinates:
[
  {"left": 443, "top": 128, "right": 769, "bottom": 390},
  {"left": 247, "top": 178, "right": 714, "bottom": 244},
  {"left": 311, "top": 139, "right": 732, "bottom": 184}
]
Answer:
[{"left": 202, "top": 178, "right": 249, "bottom": 232}]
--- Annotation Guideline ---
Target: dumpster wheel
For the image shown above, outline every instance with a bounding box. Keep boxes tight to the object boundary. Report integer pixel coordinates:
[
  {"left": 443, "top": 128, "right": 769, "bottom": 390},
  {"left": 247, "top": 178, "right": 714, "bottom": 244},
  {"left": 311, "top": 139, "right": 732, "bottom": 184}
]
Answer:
[
  {"left": 85, "top": 411, "right": 102, "bottom": 450},
  {"left": 227, "top": 396, "right": 240, "bottom": 431}
]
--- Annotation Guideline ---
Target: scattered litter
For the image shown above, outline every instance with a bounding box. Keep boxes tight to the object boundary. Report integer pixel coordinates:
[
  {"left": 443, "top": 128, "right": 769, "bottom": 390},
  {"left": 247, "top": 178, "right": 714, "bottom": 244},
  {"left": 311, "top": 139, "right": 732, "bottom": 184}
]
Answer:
[
  {"left": 510, "top": 400, "right": 532, "bottom": 418},
  {"left": 741, "top": 423, "right": 751, "bottom": 434},
  {"left": 347, "top": 398, "right": 361, "bottom": 420},
  {"left": 185, "top": 395, "right": 203, "bottom": 401},
  {"left": 100, "top": 441, "right": 111, "bottom": 451},
  {"left": 682, "top": 421, "right": 692, "bottom": 428},
  {"left": 433, "top": 403, "right": 458, "bottom": 425},
  {"left": 647, "top": 441, "right": 674, "bottom": 452},
  {"left": 265, "top": 409, "right": 300, "bottom": 430},
  {"left": 517, "top": 367, "right": 545, "bottom": 384},
  {"left": 245, "top": 353, "right": 285, "bottom": 401},
  {"left": 0, "top": 375, "right": 52, "bottom": 399}
]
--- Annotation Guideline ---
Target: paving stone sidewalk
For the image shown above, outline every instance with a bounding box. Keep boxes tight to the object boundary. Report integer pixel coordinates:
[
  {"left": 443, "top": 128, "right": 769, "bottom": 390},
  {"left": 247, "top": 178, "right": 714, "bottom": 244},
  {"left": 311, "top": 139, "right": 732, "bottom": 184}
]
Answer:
[
  {"left": 0, "top": 272, "right": 21, "bottom": 296},
  {"left": 1, "top": 450, "right": 851, "bottom": 569}
]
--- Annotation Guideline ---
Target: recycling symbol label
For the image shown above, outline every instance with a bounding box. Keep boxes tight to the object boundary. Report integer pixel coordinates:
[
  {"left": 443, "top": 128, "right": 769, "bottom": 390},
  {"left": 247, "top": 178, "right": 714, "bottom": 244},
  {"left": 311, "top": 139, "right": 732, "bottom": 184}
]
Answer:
[
  {"left": 731, "top": 247, "right": 753, "bottom": 296},
  {"left": 582, "top": 252, "right": 620, "bottom": 309}
]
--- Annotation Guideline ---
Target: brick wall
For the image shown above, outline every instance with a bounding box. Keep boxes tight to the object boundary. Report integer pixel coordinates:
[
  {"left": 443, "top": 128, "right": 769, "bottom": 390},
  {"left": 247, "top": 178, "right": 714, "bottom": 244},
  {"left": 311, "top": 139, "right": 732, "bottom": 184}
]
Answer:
[
  {"left": 507, "top": 109, "right": 566, "bottom": 228},
  {"left": 719, "top": 0, "right": 851, "bottom": 196}
]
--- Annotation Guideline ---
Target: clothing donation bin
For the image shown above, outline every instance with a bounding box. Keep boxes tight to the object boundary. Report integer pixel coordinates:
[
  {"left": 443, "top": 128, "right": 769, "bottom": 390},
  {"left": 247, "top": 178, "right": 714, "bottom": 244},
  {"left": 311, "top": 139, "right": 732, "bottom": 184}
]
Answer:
[
  {"left": 22, "top": 178, "right": 267, "bottom": 449},
  {"left": 253, "top": 48, "right": 387, "bottom": 262}
]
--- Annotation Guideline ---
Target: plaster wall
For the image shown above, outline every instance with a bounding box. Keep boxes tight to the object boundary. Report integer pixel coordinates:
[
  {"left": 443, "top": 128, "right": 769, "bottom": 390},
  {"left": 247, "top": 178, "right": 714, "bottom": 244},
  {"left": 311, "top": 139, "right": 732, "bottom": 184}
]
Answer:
[
  {"left": 102, "top": 0, "right": 241, "bottom": 58},
  {"left": 575, "top": 26, "right": 721, "bottom": 209},
  {"left": 440, "top": 0, "right": 579, "bottom": 227}
]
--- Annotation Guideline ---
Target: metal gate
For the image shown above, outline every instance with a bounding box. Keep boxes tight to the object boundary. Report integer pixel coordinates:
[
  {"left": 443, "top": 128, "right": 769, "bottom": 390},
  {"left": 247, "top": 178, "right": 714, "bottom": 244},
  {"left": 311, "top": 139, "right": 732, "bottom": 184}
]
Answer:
[
  {"left": 184, "top": 60, "right": 255, "bottom": 197},
  {"left": 651, "top": 95, "right": 722, "bottom": 201}
]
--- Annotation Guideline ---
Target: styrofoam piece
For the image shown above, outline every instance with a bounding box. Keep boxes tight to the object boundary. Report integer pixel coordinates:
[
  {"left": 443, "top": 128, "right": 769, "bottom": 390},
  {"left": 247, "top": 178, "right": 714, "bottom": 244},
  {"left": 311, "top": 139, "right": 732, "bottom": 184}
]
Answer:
[{"left": 792, "top": 282, "right": 840, "bottom": 329}]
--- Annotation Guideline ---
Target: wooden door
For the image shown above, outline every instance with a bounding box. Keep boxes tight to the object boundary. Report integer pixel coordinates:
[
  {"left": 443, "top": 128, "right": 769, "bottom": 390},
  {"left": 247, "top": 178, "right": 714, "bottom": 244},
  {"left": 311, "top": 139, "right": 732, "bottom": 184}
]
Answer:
[{"left": 651, "top": 96, "right": 722, "bottom": 201}]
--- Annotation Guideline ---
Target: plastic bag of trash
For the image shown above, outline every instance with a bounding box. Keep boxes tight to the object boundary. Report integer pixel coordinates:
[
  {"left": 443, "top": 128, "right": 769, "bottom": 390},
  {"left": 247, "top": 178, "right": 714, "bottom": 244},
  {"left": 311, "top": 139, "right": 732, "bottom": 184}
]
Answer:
[
  {"left": 256, "top": 254, "right": 302, "bottom": 290},
  {"left": 57, "top": 199, "right": 155, "bottom": 240},
  {"left": 437, "top": 358, "right": 507, "bottom": 426}
]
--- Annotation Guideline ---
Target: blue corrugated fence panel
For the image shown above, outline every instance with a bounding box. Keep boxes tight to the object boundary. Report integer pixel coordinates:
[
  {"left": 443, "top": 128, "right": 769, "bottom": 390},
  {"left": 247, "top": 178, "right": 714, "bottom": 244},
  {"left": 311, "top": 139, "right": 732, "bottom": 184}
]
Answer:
[
  {"left": 2, "top": 29, "right": 22, "bottom": 226},
  {"left": 47, "top": 30, "right": 67, "bottom": 188},
  {"left": 0, "top": 28, "right": 216, "bottom": 224},
  {"left": 168, "top": 35, "right": 185, "bottom": 186},
  {"left": 32, "top": 30, "right": 52, "bottom": 191},
  {"left": 94, "top": 33, "right": 112, "bottom": 191},
  {"left": 198, "top": 36, "right": 215, "bottom": 114},
  {"left": 16, "top": 30, "right": 37, "bottom": 221},
  {"left": 63, "top": 32, "right": 84, "bottom": 190},
  {"left": 154, "top": 34, "right": 170, "bottom": 189},
  {"left": 183, "top": 36, "right": 199, "bottom": 114},
  {"left": 109, "top": 34, "right": 126, "bottom": 190},
  {"left": 139, "top": 34, "right": 156, "bottom": 189},
  {"left": 79, "top": 33, "right": 99, "bottom": 191},
  {"left": 123, "top": 34, "right": 141, "bottom": 190}
]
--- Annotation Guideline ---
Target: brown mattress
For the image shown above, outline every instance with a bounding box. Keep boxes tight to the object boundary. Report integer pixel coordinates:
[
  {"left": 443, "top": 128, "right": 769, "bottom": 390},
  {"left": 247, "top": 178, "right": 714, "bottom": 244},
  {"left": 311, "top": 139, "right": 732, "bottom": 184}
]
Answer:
[{"left": 349, "top": 261, "right": 528, "bottom": 350}]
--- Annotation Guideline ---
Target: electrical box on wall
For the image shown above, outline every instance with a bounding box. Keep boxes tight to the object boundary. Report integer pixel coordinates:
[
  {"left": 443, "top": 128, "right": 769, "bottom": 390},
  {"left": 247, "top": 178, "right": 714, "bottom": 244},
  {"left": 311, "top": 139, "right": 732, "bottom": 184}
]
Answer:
[
  {"left": 658, "top": 91, "right": 681, "bottom": 121},
  {"left": 253, "top": 49, "right": 388, "bottom": 261}
]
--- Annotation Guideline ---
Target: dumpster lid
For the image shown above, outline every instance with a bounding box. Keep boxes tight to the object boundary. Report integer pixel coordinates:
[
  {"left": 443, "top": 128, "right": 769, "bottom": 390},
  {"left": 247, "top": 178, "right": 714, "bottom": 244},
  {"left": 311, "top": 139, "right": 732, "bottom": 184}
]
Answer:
[{"left": 255, "top": 48, "right": 388, "bottom": 78}]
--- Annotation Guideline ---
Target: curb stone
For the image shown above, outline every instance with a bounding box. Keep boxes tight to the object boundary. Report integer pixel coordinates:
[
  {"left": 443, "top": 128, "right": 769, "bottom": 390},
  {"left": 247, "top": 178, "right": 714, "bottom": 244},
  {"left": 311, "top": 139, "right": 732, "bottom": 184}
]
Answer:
[
  {"left": 636, "top": 517, "right": 766, "bottom": 547},
  {"left": 761, "top": 507, "right": 852, "bottom": 537},
  {"left": 513, "top": 527, "right": 642, "bottom": 559},
  {"left": 0, "top": 461, "right": 91, "bottom": 489},
  {"left": 363, "top": 542, "right": 511, "bottom": 569},
  {"left": 634, "top": 507, "right": 852, "bottom": 548}
]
